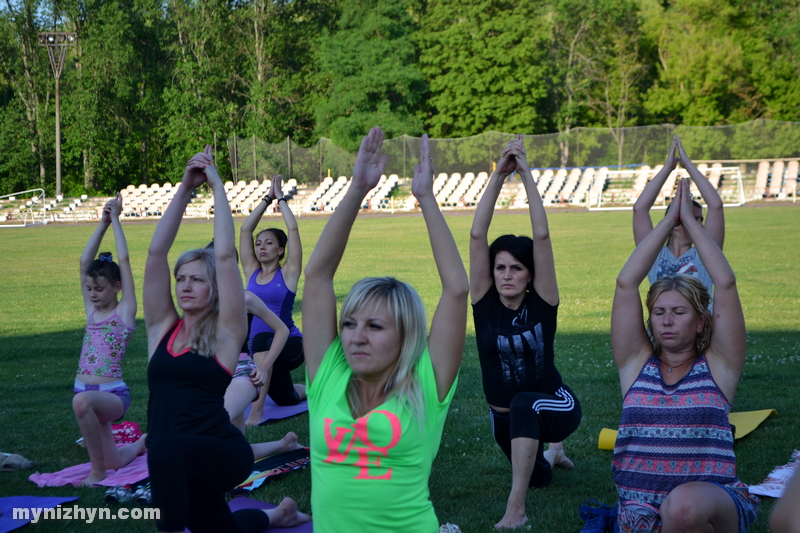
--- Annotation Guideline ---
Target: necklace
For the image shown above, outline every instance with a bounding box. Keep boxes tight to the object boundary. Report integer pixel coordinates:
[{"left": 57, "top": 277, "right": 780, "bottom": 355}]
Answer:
[
  {"left": 661, "top": 357, "right": 695, "bottom": 376},
  {"left": 259, "top": 267, "right": 277, "bottom": 283}
]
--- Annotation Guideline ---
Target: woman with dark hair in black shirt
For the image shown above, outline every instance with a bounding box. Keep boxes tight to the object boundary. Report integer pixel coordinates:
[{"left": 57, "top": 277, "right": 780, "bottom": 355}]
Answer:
[{"left": 470, "top": 135, "right": 582, "bottom": 529}]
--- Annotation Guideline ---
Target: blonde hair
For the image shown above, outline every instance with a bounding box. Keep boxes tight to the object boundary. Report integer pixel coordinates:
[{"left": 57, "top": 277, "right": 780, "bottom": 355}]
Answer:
[
  {"left": 646, "top": 274, "right": 712, "bottom": 356},
  {"left": 339, "top": 277, "right": 427, "bottom": 421},
  {"left": 174, "top": 249, "right": 218, "bottom": 357}
]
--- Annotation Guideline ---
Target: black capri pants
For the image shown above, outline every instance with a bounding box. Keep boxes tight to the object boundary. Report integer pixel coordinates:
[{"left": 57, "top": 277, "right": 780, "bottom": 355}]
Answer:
[
  {"left": 490, "top": 384, "right": 581, "bottom": 488},
  {"left": 252, "top": 334, "right": 304, "bottom": 406},
  {"left": 147, "top": 432, "right": 270, "bottom": 533}
]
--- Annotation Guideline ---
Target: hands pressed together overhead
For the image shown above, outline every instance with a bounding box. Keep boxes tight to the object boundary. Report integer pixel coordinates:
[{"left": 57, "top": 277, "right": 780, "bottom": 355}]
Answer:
[{"left": 182, "top": 145, "right": 221, "bottom": 189}]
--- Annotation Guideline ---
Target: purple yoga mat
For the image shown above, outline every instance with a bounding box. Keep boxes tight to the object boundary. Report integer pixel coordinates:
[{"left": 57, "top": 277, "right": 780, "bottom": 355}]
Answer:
[
  {"left": 185, "top": 497, "right": 312, "bottom": 533},
  {"left": 0, "top": 496, "right": 79, "bottom": 533},
  {"left": 243, "top": 397, "right": 308, "bottom": 425}
]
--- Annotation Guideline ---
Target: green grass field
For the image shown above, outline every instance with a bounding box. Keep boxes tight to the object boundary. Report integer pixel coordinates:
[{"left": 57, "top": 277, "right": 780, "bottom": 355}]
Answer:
[{"left": 0, "top": 205, "right": 798, "bottom": 532}]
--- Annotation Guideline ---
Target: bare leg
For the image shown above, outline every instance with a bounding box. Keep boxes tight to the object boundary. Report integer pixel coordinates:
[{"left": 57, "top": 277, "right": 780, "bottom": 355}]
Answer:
[
  {"left": 224, "top": 379, "right": 258, "bottom": 433},
  {"left": 543, "top": 441, "right": 574, "bottom": 469},
  {"left": 250, "top": 432, "right": 302, "bottom": 461},
  {"left": 660, "top": 481, "right": 738, "bottom": 533},
  {"left": 771, "top": 466, "right": 800, "bottom": 533},
  {"left": 245, "top": 386, "right": 268, "bottom": 426},
  {"left": 263, "top": 497, "right": 311, "bottom": 528},
  {"left": 73, "top": 391, "right": 143, "bottom": 485},
  {"left": 495, "top": 437, "right": 537, "bottom": 529}
]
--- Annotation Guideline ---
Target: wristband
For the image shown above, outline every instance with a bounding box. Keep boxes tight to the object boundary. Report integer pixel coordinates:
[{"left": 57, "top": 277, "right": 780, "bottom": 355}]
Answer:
[
  {"left": 277, "top": 197, "right": 288, "bottom": 204},
  {"left": 263, "top": 196, "right": 273, "bottom": 205}
]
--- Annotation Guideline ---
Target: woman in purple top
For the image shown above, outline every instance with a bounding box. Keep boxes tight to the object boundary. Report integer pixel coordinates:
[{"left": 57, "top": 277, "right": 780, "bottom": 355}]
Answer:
[
  {"left": 240, "top": 174, "right": 305, "bottom": 425},
  {"left": 612, "top": 179, "right": 758, "bottom": 532}
]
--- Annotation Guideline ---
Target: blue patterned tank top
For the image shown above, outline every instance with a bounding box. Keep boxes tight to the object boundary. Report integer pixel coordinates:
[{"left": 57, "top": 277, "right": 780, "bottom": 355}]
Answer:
[{"left": 613, "top": 354, "right": 744, "bottom": 508}]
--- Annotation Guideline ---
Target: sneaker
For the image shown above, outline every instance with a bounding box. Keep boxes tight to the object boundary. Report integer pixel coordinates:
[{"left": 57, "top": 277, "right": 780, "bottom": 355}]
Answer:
[
  {"left": 104, "top": 485, "right": 133, "bottom": 505},
  {"left": 132, "top": 483, "right": 152, "bottom": 505},
  {"left": 439, "top": 524, "right": 462, "bottom": 533}
]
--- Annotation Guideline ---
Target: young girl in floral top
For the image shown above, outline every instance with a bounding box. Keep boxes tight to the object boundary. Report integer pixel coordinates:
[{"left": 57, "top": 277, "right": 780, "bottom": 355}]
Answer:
[{"left": 74, "top": 194, "right": 144, "bottom": 485}]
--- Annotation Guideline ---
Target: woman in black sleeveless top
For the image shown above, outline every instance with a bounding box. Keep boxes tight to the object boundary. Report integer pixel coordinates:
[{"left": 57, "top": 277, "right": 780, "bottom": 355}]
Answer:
[{"left": 143, "top": 146, "right": 310, "bottom": 533}]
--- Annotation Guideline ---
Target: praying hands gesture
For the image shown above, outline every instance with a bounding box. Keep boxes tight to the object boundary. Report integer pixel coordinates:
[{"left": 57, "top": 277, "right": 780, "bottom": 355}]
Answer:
[
  {"left": 268, "top": 174, "right": 283, "bottom": 200},
  {"left": 182, "top": 145, "right": 215, "bottom": 190}
]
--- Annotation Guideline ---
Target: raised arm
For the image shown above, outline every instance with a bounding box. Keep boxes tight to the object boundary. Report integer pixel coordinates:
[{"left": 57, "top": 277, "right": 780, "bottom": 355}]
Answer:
[
  {"left": 303, "top": 127, "right": 388, "bottom": 383},
  {"left": 272, "top": 175, "right": 302, "bottom": 292},
  {"left": 144, "top": 151, "right": 210, "bottom": 356},
  {"left": 469, "top": 142, "right": 518, "bottom": 304},
  {"left": 80, "top": 199, "right": 114, "bottom": 315},
  {"left": 413, "top": 135, "right": 469, "bottom": 401},
  {"left": 239, "top": 188, "right": 273, "bottom": 280},
  {"left": 245, "top": 290, "right": 289, "bottom": 386},
  {"left": 632, "top": 135, "right": 680, "bottom": 245},
  {"left": 677, "top": 138, "right": 724, "bottom": 249},
  {"left": 676, "top": 180, "right": 743, "bottom": 399},
  {"left": 612, "top": 180, "right": 684, "bottom": 392},
  {"left": 205, "top": 149, "right": 247, "bottom": 371},
  {"left": 109, "top": 193, "right": 136, "bottom": 327},
  {"left": 509, "top": 136, "right": 558, "bottom": 305}
]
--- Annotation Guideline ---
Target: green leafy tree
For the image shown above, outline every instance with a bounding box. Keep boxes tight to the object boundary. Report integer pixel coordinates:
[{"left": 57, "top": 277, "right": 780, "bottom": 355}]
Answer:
[
  {"left": 159, "top": 0, "right": 241, "bottom": 178},
  {"left": 60, "top": 0, "right": 169, "bottom": 193},
  {"left": 0, "top": 0, "right": 53, "bottom": 193},
  {"left": 236, "top": 0, "right": 336, "bottom": 146},
  {"left": 315, "top": 0, "right": 424, "bottom": 151},
  {"left": 642, "top": 0, "right": 759, "bottom": 125},
  {"left": 417, "top": 0, "right": 550, "bottom": 139}
]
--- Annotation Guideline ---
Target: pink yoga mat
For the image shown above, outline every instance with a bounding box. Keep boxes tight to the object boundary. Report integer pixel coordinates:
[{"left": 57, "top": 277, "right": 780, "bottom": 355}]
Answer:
[{"left": 28, "top": 453, "right": 149, "bottom": 488}]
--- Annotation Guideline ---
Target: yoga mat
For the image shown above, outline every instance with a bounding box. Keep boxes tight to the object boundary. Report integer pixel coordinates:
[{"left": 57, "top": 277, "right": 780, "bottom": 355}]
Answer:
[
  {"left": 229, "top": 497, "right": 312, "bottom": 532},
  {"left": 185, "top": 498, "right": 313, "bottom": 533},
  {"left": 231, "top": 448, "right": 310, "bottom": 494},
  {"left": 597, "top": 409, "right": 777, "bottom": 450},
  {"left": 244, "top": 397, "right": 308, "bottom": 425},
  {"left": 29, "top": 453, "right": 149, "bottom": 487},
  {"left": 0, "top": 496, "right": 78, "bottom": 533}
]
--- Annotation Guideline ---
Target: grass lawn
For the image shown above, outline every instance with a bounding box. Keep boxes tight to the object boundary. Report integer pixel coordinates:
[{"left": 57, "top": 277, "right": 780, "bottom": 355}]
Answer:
[{"left": 0, "top": 204, "right": 798, "bottom": 532}]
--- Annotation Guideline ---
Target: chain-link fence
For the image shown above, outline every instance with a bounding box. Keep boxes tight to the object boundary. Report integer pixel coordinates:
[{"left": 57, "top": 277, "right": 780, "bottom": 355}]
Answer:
[{"left": 228, "top": 119, "right": 800, "bottom": 185}]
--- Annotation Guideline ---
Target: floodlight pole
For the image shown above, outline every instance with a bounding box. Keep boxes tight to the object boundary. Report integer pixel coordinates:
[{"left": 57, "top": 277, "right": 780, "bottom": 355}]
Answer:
[{"left": 38, "top": 32, "right": 76, "bottom": 197}]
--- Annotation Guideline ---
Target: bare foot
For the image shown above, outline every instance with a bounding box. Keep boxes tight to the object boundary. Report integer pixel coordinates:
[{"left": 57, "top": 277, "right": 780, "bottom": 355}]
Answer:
[
  {"left": 281, "top": 432, "right": 304, "bottom": 452},
  {"left": 79, "top": 470, "right": 107, "bottom": 487},
  {"left": 265, "top": 497, "right": 311, "bottom": 528},
  {"left": 544, "top": 442, "right": 574, "bottom": 469},
  {"left": 136, "top": 434, "right": 148, "bottom": 455},
  {"left": 494, "top": 511, "right": 528, "bottom": 530},
  {"left": 244, "top": 410, "right": 263, "bottom": 427}
]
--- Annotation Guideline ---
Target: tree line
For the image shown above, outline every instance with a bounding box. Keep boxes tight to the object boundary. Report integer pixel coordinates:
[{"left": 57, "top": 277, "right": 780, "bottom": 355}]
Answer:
[{"left": 1, "top": 0, "right": 798, "bottom": 195}]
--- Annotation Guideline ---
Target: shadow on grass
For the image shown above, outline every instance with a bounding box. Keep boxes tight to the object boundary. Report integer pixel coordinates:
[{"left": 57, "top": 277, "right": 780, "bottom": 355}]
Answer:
[{"left": 0, "top": 328, "right": 797, "bottom": 532}]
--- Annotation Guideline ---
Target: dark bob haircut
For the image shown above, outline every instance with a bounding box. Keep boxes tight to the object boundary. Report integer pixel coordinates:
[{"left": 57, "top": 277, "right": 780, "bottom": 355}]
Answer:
[{"left": 488, "top": 234, "right": 534, "bottom": 289}]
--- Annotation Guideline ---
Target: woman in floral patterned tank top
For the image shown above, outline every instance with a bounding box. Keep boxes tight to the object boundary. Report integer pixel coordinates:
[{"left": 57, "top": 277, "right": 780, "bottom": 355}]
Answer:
[{"left": 612, "top": 179, "right": 759, "bottom": 533}]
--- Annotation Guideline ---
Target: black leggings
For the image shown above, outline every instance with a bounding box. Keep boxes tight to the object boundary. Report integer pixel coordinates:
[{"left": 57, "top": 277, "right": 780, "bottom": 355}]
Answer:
[
  {"left": 252, "top": 334, "right": 304, "bottom": 406},
  {"left": 147, "top": 433, "right": 269, "bottom": 533},
  {"left": 490, "top": 385, "right": 581, "bottom": 488}
]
